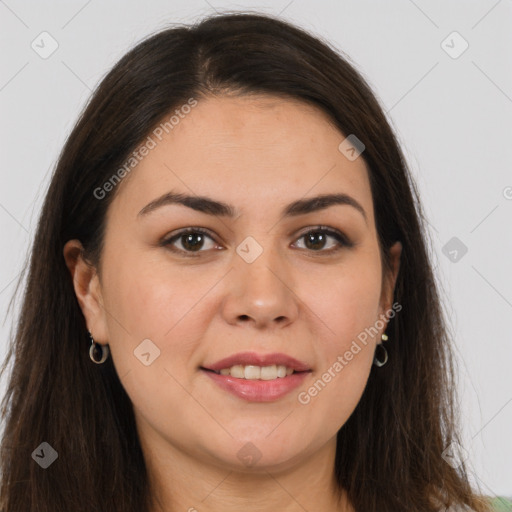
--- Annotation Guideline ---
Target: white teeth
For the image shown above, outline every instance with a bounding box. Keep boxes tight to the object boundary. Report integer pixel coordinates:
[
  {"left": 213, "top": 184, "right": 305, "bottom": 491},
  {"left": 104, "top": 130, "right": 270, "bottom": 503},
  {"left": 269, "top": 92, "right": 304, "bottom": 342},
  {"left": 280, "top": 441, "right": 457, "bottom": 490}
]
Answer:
[
  {"left": 230, "top": 365, "right": 245, "bottom": 378},
  {"left": 260, "top": 365, "right": 276, "bottom": 380},
  {"left": 276, "top": 365, "right": 287, "bottom": 378},
  {"left": 244, "top": 365, "right": 261, "bottom": 379},
  {"left": 215, "top": 364, "right": 296, "bottom": 380}
]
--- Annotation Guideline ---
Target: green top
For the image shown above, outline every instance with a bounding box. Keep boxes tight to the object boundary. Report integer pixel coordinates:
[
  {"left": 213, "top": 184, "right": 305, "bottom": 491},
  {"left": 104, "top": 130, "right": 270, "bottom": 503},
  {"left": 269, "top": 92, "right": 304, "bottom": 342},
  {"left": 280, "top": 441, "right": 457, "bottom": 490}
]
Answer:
[{"left": 489, "top": 497, "right": 512, "bottom": 511}]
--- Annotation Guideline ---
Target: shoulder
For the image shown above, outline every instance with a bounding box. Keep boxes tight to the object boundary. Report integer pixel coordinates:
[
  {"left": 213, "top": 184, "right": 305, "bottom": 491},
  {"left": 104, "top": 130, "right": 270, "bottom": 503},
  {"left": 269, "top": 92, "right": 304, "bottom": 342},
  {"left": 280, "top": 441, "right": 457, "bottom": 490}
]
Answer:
[
  {"left": 489, "top": 497, "right": 512, "bottom": 511},
  {"left": 443, "top": 497, "right": 512, "bottom": 512}
]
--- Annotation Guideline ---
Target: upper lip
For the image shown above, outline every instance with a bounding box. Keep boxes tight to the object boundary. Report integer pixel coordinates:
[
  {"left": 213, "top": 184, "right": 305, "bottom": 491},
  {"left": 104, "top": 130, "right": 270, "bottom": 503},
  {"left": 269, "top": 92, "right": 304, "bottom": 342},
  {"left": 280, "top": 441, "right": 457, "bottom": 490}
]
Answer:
[{"left": 202, "top": 351, "right": 312, "bottom": 372}]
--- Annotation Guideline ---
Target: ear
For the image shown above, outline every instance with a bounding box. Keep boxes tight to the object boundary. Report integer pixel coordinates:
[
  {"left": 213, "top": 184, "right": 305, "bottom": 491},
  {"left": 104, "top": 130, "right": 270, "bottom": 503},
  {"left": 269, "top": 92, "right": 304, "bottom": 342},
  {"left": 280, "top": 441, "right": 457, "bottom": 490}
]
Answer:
[
  {"left": 380, "top": 241, "right": 402, "bottom": 315},
  {"left": 63, "top": 239, "right": 109, "bottom": 344}
]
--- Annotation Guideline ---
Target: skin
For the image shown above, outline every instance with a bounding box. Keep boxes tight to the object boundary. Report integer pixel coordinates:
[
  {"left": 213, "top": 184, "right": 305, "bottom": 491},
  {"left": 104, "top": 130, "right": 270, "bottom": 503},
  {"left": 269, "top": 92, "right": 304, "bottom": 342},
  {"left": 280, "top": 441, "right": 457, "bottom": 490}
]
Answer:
[{"left": 64, "top": 94, "right": 401, "bottom": 512}]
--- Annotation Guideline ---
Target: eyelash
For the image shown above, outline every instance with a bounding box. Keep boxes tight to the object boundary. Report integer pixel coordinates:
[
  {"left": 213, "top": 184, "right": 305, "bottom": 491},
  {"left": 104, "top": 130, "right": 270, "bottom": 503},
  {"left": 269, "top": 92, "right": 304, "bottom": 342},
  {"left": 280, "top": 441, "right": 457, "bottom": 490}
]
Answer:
[{"left": 160, "top": 225, "right": 354, "bottom": 258}]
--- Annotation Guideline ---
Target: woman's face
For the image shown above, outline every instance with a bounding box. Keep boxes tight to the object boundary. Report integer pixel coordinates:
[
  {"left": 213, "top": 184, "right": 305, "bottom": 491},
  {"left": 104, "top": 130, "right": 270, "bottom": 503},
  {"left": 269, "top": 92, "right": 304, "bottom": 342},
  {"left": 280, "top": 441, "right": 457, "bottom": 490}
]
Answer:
[{"left": 68, "top": 94, "right": 401, "bottom": 473}]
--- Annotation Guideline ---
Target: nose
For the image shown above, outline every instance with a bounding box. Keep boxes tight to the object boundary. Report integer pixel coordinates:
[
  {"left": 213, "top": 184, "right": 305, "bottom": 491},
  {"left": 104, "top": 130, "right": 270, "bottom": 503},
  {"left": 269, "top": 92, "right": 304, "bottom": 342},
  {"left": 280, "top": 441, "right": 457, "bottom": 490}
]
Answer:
[{"left": 220, "top": 239, "right": 300, "bottom": 330}]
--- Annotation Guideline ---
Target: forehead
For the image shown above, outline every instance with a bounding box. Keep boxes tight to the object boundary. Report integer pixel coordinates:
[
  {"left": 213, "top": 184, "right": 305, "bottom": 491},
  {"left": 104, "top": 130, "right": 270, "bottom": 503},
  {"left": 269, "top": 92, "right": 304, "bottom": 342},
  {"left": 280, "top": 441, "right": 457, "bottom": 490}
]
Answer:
[{"left": 111, "top": 94, "right": 374, "bottom": 225}]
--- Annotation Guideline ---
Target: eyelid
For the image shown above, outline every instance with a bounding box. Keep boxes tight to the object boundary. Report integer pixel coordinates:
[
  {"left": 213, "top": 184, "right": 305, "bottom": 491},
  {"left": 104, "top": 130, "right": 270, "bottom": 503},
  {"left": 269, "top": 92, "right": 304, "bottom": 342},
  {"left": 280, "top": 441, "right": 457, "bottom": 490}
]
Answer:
[
  {"left": 294, "top": 225, "right": 350, "bottom": 242},
  {"left": 161, "top": 226, "right": 220, "bottom": 248}
]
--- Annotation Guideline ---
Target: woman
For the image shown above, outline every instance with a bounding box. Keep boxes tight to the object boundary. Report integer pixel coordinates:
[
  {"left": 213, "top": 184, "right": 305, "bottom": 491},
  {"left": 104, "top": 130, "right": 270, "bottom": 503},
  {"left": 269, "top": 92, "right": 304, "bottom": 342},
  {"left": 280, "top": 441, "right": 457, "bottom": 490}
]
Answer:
[{"left": 0, "top": 11, "right": 503, "bottom": 512}]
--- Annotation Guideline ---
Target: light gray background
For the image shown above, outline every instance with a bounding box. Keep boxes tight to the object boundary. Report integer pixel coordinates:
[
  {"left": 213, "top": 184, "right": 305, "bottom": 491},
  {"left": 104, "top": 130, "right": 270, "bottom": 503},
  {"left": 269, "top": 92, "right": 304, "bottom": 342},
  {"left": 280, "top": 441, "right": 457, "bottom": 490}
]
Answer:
[{"left": 1, "top": 0, "right": 511, "bottom": 499}]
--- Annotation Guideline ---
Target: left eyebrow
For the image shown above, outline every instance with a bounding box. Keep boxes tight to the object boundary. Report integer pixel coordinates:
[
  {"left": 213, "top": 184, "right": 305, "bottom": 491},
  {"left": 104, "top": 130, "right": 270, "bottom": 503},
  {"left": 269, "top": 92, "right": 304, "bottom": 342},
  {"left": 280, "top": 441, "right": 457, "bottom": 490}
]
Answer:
[{"left": 137, "top": 190, "right": 368, "bottom": 225}]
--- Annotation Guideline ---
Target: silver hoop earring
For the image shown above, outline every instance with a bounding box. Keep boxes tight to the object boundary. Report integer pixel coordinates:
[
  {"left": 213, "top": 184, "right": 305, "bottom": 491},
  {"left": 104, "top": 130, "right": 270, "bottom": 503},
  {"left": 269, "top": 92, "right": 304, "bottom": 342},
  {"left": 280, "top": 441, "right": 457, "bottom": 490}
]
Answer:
[
  {"left": 88, "top": 331, "right": 110, "bottom": 364},
  {"left": 373, "top": 333, "right": 389, "bottom": 367}
]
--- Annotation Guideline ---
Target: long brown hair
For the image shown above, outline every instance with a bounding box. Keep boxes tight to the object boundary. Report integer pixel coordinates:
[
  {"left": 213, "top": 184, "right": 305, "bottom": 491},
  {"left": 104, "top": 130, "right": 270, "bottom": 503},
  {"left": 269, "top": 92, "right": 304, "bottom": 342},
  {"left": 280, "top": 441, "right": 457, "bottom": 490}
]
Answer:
[{"left": 0, "top": 11, "right": 493, "bottom": 512}]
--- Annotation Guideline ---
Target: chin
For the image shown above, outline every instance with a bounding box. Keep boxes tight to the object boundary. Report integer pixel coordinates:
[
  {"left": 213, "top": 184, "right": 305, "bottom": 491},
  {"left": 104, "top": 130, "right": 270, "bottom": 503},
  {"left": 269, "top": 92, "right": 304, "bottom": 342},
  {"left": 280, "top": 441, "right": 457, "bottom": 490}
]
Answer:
[{"left": 205, "top": 438, "right": 309, "bottom": 473}]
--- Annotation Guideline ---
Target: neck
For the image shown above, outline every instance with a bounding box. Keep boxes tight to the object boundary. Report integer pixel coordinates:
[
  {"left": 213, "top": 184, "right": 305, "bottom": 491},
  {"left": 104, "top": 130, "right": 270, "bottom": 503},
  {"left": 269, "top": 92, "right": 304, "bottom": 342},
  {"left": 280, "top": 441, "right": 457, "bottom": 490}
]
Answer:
[{"left": 142, "top": 434, "right": 354, "bottom": 512}]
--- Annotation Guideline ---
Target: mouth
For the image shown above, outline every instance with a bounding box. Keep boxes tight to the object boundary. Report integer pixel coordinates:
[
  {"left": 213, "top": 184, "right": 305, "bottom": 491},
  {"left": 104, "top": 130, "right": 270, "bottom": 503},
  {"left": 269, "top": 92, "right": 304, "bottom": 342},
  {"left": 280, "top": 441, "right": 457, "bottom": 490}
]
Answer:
[{"left": 200, "top": 352, "right": 312, "bottom": 402}]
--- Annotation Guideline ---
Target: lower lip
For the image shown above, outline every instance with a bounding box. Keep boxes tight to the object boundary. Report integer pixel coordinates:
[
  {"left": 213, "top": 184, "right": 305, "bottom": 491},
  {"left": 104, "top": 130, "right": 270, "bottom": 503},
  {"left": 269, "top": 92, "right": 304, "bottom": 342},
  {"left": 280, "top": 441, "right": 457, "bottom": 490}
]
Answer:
[{"left": 201, "top": 369, "right": 310, "bottom": 402}]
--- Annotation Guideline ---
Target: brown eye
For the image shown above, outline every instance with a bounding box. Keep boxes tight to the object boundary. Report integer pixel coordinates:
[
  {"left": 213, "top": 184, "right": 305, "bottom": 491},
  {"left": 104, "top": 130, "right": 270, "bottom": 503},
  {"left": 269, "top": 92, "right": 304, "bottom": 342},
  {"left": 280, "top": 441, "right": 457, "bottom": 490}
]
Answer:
[
  {"left": 162, "top": 228, "right": 219, "bottom": 256},
  {"left": 293, "top": 227, "right": 353, "bottom": 253}
]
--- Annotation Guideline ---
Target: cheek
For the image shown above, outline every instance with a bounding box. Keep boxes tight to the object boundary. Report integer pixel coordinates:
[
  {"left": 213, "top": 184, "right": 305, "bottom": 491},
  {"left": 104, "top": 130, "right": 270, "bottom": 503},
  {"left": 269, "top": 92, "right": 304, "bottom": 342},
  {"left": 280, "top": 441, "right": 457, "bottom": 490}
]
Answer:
[
  {"left": 101, "top": 244, "right": 207, "bottom": 337},
  {"left": 289, "top": 256, "right": 381, "bottom": 419},
  {"left": 301, "top": 254, "right": 383, "bottom": 349},
  {"left": 296, "top": 292, "right": 378, "bottom": 431},
  {"left": 98, "top": 248, "right": 202, "bottom": 380},
  {"left": 99, "top": 256, "right": 208, "bottom": 424}
]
